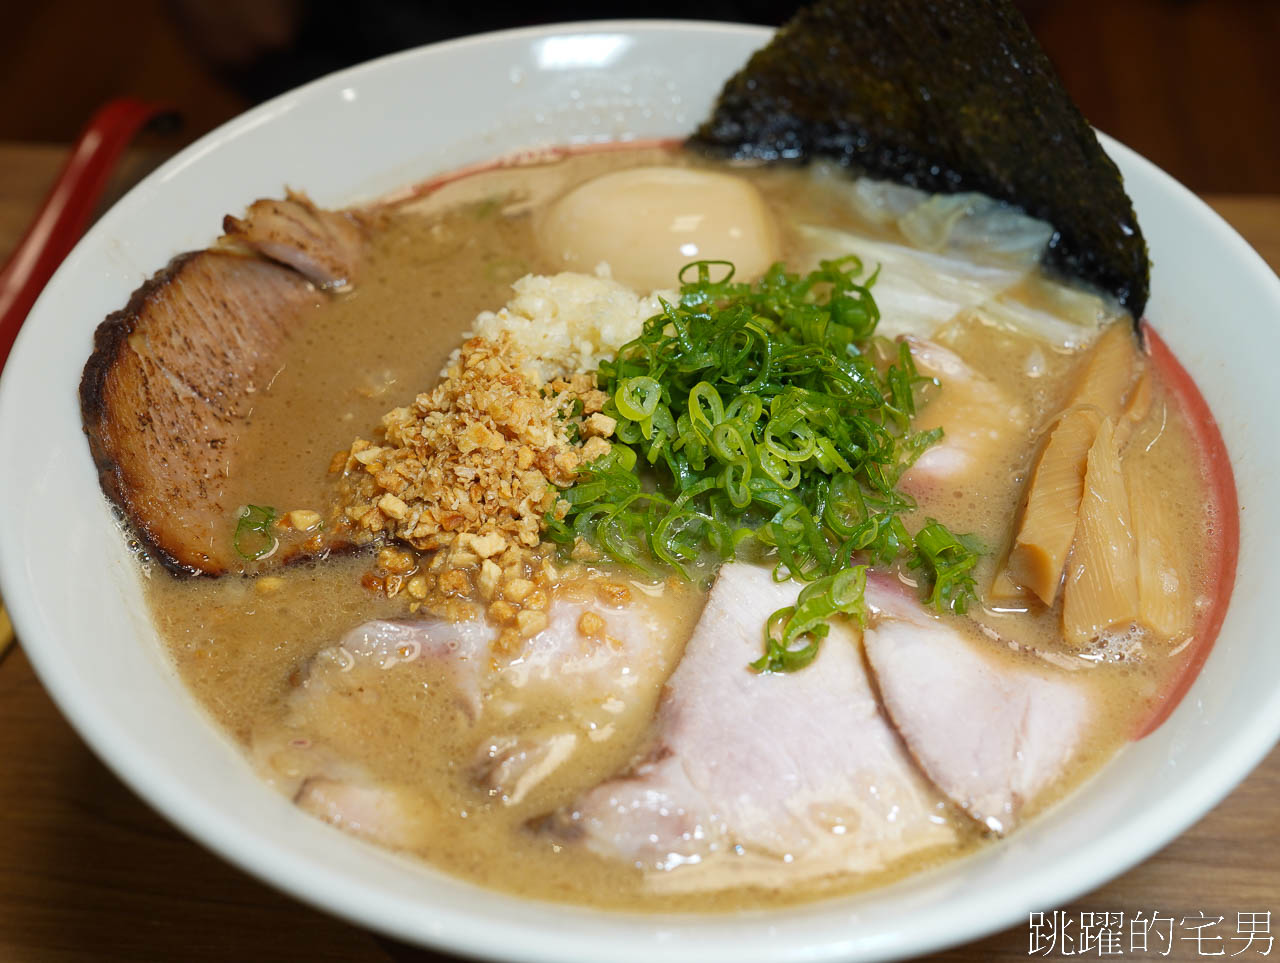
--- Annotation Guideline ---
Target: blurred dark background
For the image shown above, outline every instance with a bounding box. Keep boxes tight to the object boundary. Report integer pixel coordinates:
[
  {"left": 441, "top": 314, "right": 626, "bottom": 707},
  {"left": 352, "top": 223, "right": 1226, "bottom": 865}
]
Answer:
[{"left": 1, "top": 0, "right": 1277, "bottom": 193}]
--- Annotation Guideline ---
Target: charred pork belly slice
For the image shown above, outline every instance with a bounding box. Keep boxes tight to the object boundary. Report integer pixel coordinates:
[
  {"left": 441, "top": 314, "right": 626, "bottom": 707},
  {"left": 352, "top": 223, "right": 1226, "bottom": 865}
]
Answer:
[
  {"left": 81, "top": 193, "right": 372, "bottom": 576},
  {"left": 80, "top": 251, "right": 326, "bottom": 575},
  {"left": 221, "top": 190, "right": 370, "bottom": 290},
  {"left": 545, "top": 563, "right": 956, "bottom": 890},
  {"left": 863, "top": 574, "right": 1097, "bottom": 834}
]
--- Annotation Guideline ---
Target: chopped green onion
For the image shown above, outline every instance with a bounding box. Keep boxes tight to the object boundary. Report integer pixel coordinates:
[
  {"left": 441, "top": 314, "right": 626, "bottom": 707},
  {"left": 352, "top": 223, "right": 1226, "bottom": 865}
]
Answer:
[
  {"left": 233, "top": 504, "right": 278, "bottom": 560},
  {"left": 909, "top": 520, "right": 982, "bottom": 615},
  {"left": 549, "top": 258, "right": 980, "bottom": 669},
  {"left": 751, "top": 567, "right": 868, "bottom": 673},
  {"left": 614, "top": 376, "right": 662, "bottom": 421}
]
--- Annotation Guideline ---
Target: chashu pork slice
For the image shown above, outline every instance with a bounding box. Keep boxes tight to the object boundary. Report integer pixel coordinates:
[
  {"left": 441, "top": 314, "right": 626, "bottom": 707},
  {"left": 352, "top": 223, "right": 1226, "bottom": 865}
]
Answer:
[
  {"left": 222, "top": 190, "right": 369, "bottom": 289},
  {"left": 272, "top": 583, "right": 685, "bottom": 823},
  {"left": 901, "top": 337, "right": 1029, "bottom": 492},
  {"left": 313, "top": 586, "right": 680, "bottom": 721},
  {"left": 80, "top": 193, "right": 370, "bottom": 576},
  {"left": 863, "top": 573, "right": 1097, "bottom": 834},
  {"left": 546, "top": 562, "right": 956, "bottom": 890},
  {"left": 254, "top": 728, "right": 439, "bottom": 853}
]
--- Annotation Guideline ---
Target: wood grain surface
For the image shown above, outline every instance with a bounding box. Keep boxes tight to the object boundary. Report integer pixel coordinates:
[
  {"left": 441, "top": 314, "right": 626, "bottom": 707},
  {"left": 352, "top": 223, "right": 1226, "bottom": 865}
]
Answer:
[{"left": 0, "top": 143, "right": 1276, "bottom": 963}]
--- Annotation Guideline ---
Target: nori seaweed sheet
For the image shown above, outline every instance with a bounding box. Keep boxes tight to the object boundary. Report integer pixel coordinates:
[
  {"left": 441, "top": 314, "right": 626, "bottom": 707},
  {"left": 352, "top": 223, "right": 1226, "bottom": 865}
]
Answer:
[{"left": 689, "top": 0, "right": 1150, "bottom": 319}]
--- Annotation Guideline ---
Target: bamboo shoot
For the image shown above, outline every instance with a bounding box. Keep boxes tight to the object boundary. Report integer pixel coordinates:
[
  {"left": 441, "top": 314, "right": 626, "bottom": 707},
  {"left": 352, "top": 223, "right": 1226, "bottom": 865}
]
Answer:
[
  {"left": 1062, "top": 418, "right": 1140, "bottom": 646},
  {"left": 1114, "top": 369, "right": 1153, "bottom": 450},
  {"left": 988, "top": 564, "right": 1038, "bottom": 606},
  {"left": 1003, "top": 323, "right": 1140, "bottom": 606},
  {"left": 1006, "top": 408, "right": 1102, "bottom": 605},
  {"left": 1069, "top": 321, "right": 1139, "bottom": 414},
  {"left": 1126, "top": 453, "right": 1195, "bottom": 638}
]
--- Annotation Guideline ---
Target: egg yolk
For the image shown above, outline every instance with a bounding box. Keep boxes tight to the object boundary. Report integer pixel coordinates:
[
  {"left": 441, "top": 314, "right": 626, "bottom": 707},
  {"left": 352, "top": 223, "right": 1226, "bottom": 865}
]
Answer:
[{"left": 538, "top": 166, "right": 780, "bottom": 292}]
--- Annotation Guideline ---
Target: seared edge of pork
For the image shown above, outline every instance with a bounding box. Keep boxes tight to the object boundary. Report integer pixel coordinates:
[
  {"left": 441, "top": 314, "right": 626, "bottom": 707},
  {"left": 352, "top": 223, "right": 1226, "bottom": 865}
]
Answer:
[
  {"left": 80, "top": 193, "right": 373, "bottom": 576},
  {"left": 221, "top": 190, "right": 371, "bottom": 290},
  {"left": 80, "top": 250, "right": 326, "bottom": 575}
]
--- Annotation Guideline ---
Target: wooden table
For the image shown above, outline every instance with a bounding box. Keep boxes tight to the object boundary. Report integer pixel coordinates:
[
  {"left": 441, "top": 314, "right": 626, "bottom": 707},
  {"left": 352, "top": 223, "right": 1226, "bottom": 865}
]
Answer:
[{"left": 0, "top": 143, "right": 1276, "bottom": 962}]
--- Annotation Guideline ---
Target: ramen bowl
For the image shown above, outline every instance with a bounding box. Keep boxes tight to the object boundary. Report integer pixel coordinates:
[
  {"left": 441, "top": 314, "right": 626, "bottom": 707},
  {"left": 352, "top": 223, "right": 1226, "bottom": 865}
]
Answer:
[{"left": 1, "top": 21, "right": 1278, "bottom": 963}]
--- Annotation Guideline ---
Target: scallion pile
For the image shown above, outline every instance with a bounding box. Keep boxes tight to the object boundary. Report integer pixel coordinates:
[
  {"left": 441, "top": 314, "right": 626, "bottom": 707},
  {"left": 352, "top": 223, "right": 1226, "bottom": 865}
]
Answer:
[{"left": 546, "top": 258, "right": 978, "bottom": 671}]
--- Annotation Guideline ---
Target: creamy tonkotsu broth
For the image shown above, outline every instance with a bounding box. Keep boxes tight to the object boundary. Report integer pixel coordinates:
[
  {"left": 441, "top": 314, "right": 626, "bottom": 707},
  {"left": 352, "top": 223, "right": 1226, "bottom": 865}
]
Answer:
[{"left": 145, "top": 146, "right": 1224, "bottom": 911}]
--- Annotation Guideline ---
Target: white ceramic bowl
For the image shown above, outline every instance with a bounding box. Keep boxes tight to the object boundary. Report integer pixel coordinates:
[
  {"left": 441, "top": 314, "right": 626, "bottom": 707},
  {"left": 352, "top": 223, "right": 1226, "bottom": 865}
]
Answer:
[{"left": 2, "top": 21, "right": 1278, "bottom": 963}]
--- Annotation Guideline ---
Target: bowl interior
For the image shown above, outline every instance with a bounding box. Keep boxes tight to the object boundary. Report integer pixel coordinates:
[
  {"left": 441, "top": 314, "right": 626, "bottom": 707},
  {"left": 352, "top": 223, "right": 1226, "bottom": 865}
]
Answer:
[{"left": 2, "top": 21, "right": 1279, "bottom": 963}]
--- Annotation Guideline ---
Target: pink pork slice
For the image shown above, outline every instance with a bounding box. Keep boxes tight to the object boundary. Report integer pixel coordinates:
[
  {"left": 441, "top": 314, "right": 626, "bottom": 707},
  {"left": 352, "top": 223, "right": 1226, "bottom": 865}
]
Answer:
[
  {"left": 270, "top": 586, "right": 682, "bottom": 837},
  {"left": 323, "top": 588, "right": 677, "bottom": 721},
  {"left": 863, "top": 574, "right": 1097, "bottom": 834},
  {"left": 293, "top": 769, "right": 431, "bottom": 852},
  {"left": 255, "top": 733, "right": 435, "bottom": 852},
  {"left": 549, "top": 562, "right": 956, "bottom": 889},
  {"left": 901, "top": 337, "right": 1029, "bottom": 491}
]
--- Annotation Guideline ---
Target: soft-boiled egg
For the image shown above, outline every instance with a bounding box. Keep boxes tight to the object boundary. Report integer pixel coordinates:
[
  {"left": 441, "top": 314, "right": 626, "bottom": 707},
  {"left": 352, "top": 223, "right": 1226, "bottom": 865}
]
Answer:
[{"left": 538, "top": 166, "right": 780, "bottom": 292}]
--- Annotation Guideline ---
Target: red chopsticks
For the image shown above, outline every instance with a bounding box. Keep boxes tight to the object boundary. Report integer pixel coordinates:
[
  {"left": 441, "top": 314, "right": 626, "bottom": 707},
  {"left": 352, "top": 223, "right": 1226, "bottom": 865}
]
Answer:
[{"left": 0, "top": 97, "right": 176, "bottom": 372}]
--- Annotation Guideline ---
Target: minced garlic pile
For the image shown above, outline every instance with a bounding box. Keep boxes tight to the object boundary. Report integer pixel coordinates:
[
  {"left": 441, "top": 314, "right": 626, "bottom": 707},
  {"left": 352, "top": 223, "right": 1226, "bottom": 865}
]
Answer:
[
  {"left": 332, "top": 331, "right": 612, "bottom": 554},
  {"left": 467, "top": 268, "right": 672, "bottom": 381}
]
